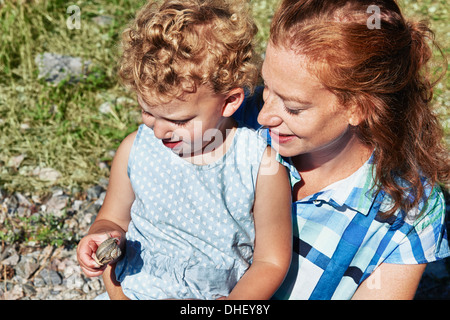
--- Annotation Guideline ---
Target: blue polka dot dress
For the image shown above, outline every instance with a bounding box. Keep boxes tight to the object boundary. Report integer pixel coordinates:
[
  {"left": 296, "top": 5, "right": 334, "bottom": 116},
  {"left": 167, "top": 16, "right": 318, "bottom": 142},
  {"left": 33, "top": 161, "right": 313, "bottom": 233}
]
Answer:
[{"left": 114, "top": 123, "right": 267, "bottom": 299}]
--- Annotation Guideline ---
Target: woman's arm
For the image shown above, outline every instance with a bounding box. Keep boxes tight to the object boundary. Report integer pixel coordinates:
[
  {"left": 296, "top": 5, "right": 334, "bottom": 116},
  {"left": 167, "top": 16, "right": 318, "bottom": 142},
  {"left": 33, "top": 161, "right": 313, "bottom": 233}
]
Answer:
[
  {"left": 227, "top": 147, "right": 292, "bottom": 300},
  {"left": 352, "top": 262, "right": 426, "bottom": 300}
]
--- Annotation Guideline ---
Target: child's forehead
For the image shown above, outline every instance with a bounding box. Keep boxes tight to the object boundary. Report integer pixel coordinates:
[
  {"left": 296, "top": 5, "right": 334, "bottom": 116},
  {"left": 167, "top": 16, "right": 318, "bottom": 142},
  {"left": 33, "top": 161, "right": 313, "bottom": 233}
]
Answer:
[{"left": 137, "top": 84, "right": 218, "bottom": 108}]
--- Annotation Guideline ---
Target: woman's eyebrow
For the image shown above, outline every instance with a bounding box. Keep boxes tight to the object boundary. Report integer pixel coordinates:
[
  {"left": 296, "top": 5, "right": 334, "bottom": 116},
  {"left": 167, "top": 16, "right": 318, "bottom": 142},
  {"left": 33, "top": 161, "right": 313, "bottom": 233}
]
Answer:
[
  {"left": 261, "top": 72, "right": 312, "bottom": 105},
  {"left": 278, "top": 92, "right": 312, "bottom": 105}
]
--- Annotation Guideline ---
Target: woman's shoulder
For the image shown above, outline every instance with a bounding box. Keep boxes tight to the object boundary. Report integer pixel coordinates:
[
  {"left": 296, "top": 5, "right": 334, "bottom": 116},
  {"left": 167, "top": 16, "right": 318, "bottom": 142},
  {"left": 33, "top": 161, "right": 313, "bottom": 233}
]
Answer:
[
  {"left": 233, "top": 86, "right": 264, "bottom": 130},
  {"left": 382, "top": 181, "right": 449, "bottom": 263}
]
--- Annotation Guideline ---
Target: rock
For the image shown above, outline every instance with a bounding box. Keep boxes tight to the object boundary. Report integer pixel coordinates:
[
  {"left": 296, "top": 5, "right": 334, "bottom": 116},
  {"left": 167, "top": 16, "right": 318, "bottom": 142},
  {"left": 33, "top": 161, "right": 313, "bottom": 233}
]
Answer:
[
  {"left": 99, "top": 101, "right": 113, "bottom": 114},
  {"left": 71, "top": 199, "right": 84, "bottom": 211},
  {"left": 33, "top": 275, "right": 46, "bottom": 288},
  {"left": 1, "top": 245, "right": 17, "bottom": 262},
  {"left": 86, "top": 185, "right": 105, "bottom": 200},
  {"left": 116, "top": 96, "right": 135, "bottom": 105},
  {"left": 2, "top": 195, "right": 18, "bottom": 213},
  {"left": 32, "top": 167, "right": 62, "bottom": 182},
  {"left": 16, "top": 206, "right": 31, "bottom": 218},
  {"left": 1, "top": 251, "right": 20, "bottom": 266},
  {"left": 78, "top": 212, "right": 96, "bottom": 230},
  {"left": 91, "top": 15, "right": 114, "bottom": 26},
  {"left": 22, "top": 283, "right": 37, "bottom": 296},
  {"left": 38, "top": 268, "right": 62, "bottom": 286},
  {"left": 3, "top": 284, "right": 24, "bottom": 300},
  {"left": 94, "top": 191, "right": 106, "bottom": 206},
  {"left": 62, "top": 289, "right": 84, "bottom": 300},
  {"left": 35, "top": 52, "right": 91, "bottom": 85},
  {"left": 45, "top": 193, "right": 69, "bottom": 217},
  {"left": 15, "top": 257, "right": 39, "bottom": 280},
  {"left": 8, "top": 154, "right": 26, "bottom": 169},
  {"left": 87, "top": 278, "right": 103, "bottom": 292},
  {"left": 0, "top": 187, "right": 110, "bottom": 300},
  {"left": 66, "top": 273, "right": 85, "bottom": 290},
  {"left": 14, "top": 193, "right": 32, "bottom": 207}
]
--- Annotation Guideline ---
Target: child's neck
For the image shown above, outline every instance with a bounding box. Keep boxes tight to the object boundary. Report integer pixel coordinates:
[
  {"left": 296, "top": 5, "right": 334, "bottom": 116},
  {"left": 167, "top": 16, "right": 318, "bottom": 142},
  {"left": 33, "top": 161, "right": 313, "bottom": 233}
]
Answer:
[{"left": 187, "top": 117, "right": 238, "bottom": 166}]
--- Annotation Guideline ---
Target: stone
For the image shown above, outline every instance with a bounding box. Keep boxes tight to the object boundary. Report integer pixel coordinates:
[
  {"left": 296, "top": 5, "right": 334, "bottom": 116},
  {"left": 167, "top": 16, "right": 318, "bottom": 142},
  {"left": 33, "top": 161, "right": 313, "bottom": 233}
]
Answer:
[
  {"left": 3, "top": 284, "right": 24, "bottom": 300},
  {"left": 45, "top": 194, "right": 69, "bottom": 216},
  {"left": 99, "top": 101, "right": 113, "bottom": 114},
  {"left": 15, "top": 257, "right": 39, "bottom": 280},
  {"left": 38, "top": 268, "right": 62, "bottom": 286},
  {"left": 91, "top": 15, "right": 114, "bottom": 26},
  {"left": 8, "top": 154, "right": 26, "bottom": 169},
  {"left": 22, "top": 283, "right": 37, "bottom": 296},
  {"left": 86, "top": 185, "right": 105, "bottom": 200},
  {"left": 35, "top": 52, "right": 91, "bottom": 85},
  {"left": 32, "top": 167, "right": 62, "bottom": 182},
  {"left": 1, "top": 251, "right": 20, "bottom": 266},
  {"left": 66, "top": 273, "right": 85, "bottom": 290}
]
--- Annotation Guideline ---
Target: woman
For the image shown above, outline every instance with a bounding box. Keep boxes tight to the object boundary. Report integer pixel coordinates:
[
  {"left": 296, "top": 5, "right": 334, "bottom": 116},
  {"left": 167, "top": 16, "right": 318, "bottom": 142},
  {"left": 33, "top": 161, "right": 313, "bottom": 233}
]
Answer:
[{"left": 235, "top": 0, "right": 449, "bottom": 299}]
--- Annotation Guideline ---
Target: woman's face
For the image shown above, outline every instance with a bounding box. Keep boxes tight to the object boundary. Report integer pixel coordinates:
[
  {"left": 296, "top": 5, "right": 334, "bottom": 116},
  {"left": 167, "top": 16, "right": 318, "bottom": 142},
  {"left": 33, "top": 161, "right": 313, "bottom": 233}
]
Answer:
[{"left": 258, "top": 43, "right": 359, "bottom": 159}]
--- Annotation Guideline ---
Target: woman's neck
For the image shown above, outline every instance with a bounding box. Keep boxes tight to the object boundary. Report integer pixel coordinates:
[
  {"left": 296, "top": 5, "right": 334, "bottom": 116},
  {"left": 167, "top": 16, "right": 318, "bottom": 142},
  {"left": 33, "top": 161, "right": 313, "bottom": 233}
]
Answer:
[{"left": 291, "top": 129, "right": 373, "bottom": 200}]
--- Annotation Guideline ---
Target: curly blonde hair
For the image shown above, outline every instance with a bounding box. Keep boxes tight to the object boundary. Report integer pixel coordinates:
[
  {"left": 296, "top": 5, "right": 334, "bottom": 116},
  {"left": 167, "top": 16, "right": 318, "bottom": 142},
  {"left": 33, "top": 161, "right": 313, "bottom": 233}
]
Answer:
[{"left": 118, "top": 0, "right": 259, "bottom": 104}]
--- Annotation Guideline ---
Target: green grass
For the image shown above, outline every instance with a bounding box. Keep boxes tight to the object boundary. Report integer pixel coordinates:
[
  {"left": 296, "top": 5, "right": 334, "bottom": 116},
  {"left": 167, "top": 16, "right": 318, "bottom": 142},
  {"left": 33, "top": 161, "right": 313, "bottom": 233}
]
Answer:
[
  {"left": 0, "top": 0, "right": 448, "bottom": 195},
  {"left": 0, "top": 211, "right": 75, "bottom": 247}
]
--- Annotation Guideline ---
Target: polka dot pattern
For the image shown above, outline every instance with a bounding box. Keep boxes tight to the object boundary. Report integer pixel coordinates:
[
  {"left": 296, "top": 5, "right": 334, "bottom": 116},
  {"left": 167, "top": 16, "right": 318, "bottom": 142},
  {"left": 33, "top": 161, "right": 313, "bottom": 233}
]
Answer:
[{"left": 115, "top": 124, "right": 267, "bottom": 299}]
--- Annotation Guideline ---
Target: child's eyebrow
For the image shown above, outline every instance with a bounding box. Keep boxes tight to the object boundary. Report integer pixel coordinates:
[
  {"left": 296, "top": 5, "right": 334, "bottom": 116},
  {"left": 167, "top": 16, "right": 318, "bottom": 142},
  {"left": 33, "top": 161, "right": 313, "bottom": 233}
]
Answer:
[{"left": 139, "top": 101, "right": 195, "bottom": 122}]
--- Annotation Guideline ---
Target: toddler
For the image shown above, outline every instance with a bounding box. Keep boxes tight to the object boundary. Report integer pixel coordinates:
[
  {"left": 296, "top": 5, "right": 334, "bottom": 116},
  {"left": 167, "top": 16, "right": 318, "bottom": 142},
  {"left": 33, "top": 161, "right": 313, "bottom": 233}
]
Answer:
[{"left": 77, "top": 0, "right": 291, "bottom": 300}]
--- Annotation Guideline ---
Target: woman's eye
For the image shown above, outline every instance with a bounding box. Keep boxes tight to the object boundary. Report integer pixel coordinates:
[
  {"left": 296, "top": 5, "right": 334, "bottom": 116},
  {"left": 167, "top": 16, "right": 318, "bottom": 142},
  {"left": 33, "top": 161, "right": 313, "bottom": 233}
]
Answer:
[{"left": 284, "top": 106, "right": 302, "bottom": 115}]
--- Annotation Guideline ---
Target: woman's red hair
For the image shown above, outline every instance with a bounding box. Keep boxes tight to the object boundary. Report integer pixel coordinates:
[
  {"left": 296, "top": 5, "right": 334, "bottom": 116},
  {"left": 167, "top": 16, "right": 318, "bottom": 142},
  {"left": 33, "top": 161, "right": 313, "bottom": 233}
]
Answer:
[{"left": 270, "top": 0, "right": 449, "bottom": 215}]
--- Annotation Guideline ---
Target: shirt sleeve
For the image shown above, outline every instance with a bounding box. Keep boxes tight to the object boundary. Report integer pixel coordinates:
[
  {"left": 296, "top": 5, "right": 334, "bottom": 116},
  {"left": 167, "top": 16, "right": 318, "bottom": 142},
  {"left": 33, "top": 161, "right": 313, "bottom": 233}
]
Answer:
[{"left": 384, "top": 184, "right": 450, "bottom": 264}]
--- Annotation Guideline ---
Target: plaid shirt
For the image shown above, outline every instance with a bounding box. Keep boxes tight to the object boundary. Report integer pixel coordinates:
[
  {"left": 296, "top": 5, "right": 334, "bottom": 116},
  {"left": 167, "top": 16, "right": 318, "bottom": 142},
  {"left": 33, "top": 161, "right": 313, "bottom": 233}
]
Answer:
[
  {"left": 272, "top": 153, "right": 449, "bottom": 299},
  {"left": 235, "top": 89, "right": 450, "bottom": 299}
]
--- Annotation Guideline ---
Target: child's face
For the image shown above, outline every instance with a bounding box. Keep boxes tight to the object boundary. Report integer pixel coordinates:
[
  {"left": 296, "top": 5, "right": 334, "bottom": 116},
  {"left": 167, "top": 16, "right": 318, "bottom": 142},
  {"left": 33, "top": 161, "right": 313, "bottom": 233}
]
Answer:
[
  {"left": 138, "top": 85, "right": 229, "bottom": 157},
  {"left": 257, "top": 43, "right": 359, "bottom": 158}
]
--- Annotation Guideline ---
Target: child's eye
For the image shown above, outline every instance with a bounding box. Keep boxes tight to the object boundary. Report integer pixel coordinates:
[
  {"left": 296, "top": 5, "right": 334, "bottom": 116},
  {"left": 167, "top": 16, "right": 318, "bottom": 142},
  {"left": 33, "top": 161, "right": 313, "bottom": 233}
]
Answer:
[
  {"left": 141, "top": 109, "right": 152, "bottom": 117},
  {"left": 171, "top": 119, "right": 190, "bottom": 127}
]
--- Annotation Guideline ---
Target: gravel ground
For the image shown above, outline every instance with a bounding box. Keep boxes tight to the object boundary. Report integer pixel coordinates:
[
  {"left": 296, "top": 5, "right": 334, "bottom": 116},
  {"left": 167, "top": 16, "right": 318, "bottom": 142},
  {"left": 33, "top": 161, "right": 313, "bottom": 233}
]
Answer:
[
  {"left": 0, "top": 184, "right": 108, "bottom": 300},
  {"left": 0, "top": 184, "right": 449, "bottom": 300}
]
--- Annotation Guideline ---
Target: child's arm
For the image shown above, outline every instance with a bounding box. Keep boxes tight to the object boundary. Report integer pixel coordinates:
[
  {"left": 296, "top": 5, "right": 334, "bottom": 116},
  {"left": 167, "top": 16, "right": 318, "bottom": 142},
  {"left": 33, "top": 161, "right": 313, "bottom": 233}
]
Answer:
[
  {"left": 226, "top": 146, "right": 292, "bottom": 300},
  {"left": 77, "top": 132, "right": 137, "bottom": 298},
  {"left": 102, "top": 264, "right": 131, "bottom": 300}
]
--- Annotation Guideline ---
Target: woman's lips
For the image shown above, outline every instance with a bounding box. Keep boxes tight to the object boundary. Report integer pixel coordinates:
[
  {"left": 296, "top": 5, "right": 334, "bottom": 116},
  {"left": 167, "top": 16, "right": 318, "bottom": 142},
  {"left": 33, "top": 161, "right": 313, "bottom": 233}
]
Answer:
[
  {"left": 162, "top": 139, "right": 182, "bottom": 149},
  {"left": 269, "top": 130, "right": 296, "bottom": 144}
]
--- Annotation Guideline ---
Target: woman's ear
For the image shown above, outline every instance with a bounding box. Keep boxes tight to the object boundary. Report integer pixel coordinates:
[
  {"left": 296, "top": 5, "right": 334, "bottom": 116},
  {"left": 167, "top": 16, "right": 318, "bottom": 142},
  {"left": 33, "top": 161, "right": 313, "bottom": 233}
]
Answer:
[
  {"left": 222, "top": 88, "right": 245, "bottom": 117},
  {"left": 347, "top": 103, "right": 365, "bottom": 127}
]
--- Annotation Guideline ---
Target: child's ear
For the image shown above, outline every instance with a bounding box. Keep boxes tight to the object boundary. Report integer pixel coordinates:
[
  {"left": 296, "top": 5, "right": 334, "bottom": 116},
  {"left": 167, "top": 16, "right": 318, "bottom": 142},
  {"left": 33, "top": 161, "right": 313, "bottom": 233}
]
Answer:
[{"left": 222, "top": 88, "right": 245, "bottom": 117}]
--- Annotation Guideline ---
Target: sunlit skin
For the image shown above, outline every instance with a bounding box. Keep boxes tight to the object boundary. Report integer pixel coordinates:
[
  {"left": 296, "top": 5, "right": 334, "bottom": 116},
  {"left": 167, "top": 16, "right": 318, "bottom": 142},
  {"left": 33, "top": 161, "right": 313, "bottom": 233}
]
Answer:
[
  {"left": 77, "top": 83, "right": 293, "bottom": 300},
  {"left": 258, "top": 43, "right": 373, "bottom": 199},
  {"left": 137, "top": 86, "right": 240, "bottom": 164},
  {"left": 257, "top": 42, "right": 427, "bottom": 300}
]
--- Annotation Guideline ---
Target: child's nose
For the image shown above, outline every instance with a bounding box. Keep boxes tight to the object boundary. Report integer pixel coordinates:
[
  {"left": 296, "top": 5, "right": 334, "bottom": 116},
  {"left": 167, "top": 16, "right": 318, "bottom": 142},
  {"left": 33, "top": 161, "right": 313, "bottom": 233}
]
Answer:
[{"left": 153, "top": 120, "right": 172, "bottom": 140}]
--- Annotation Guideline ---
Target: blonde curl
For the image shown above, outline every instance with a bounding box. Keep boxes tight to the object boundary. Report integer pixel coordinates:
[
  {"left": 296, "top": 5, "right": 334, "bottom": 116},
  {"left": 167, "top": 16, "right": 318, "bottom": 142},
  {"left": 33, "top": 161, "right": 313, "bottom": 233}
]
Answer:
[{"left": 118, "top": 0, "right": 259, "bottom": 104}]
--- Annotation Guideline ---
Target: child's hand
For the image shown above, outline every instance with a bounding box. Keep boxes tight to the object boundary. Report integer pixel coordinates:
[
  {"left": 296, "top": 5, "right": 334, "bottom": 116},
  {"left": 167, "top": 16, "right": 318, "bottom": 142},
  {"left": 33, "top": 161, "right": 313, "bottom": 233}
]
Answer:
[{"left": 77, "top": 231, "right": 124, "bottom": 277}]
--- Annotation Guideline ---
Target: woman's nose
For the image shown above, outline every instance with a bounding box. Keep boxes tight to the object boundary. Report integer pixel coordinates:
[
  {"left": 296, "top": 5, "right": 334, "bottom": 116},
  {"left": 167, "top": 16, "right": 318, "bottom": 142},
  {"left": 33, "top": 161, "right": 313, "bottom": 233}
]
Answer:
[{"left": 257, "top": 93, "right": 283, "bottom": 128}]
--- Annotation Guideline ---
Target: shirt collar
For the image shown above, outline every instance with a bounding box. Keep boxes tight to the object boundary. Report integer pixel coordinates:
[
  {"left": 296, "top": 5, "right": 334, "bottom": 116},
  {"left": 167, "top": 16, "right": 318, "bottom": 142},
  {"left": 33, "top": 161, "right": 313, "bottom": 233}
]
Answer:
[{"left": 279, "top": 152, "right": 378, "bottom": 216}]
